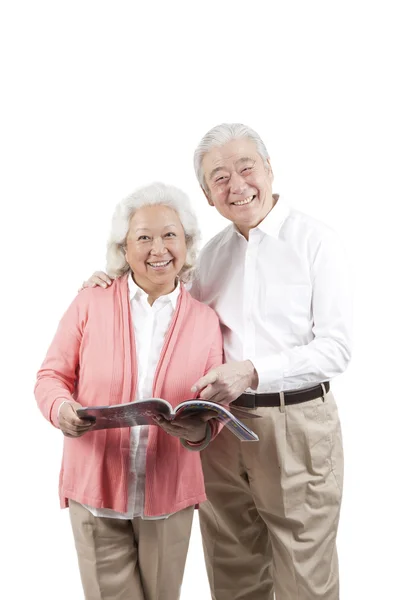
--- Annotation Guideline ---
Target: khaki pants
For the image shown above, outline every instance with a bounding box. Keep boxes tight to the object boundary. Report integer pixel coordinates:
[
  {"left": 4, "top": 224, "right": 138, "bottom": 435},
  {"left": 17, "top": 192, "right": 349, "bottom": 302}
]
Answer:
[
  {"left": 200, "top": 391, "right": 343, "bottom": 600},
  {"left": 69, "top": 501, "right": 194, "bottom": 600}
]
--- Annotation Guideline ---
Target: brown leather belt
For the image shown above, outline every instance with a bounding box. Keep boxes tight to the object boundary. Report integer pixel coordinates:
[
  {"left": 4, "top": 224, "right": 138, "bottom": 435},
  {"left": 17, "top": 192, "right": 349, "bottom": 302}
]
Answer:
[{"left": 231, "top": 382, "right": 330, "bottom": 409}]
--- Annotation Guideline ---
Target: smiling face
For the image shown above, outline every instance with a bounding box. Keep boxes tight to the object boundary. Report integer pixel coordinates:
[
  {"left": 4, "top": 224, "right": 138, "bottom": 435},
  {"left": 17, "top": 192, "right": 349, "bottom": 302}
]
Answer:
[
  {"left": 125, "top": 204, "right": 187, "bottom": 298},
  {"left": 201, "top": 137, "right": 275, "bottom": 238}
]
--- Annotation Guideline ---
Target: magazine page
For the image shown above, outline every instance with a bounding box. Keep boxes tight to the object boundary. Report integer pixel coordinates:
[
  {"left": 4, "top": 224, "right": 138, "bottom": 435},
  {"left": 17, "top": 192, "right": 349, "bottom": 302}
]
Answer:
[
  {"left": 77, "top": 399, "right": 172, "bottom": 430},
  {"left": 173, "top": 400, "right": 259, "bottom": 442}
]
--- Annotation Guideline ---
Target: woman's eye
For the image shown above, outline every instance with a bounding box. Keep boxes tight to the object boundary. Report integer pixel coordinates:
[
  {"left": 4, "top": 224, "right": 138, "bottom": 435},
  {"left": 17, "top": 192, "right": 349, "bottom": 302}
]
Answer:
[
  {"left": 165, "top": 232, "right": 176, "bottom": 238},
  {"left": 138, "top": 236, "right": 150, "bottom": 241},
  {"left": 242, "top": 167, "right": 251, "bottom": 173}
]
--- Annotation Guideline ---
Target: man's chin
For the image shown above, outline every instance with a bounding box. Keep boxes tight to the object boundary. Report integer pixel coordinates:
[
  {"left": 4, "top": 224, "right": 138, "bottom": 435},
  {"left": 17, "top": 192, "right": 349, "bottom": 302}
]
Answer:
[{"left": 232, "top": 211, "right": 259, "bottom": 226}]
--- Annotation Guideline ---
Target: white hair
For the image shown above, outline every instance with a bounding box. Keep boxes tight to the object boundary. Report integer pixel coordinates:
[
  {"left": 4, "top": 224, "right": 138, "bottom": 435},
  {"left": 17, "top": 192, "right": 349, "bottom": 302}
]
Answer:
[
  {"left": 106, "top": 182, "right": 201, "bottom": 282},
  {"left": 193, "top": 123, "right": 270, "bottom": 192}
]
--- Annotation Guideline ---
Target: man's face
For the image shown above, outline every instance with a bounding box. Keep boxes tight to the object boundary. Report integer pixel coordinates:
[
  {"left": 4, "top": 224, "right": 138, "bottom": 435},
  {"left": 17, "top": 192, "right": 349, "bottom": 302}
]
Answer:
[{"left": 202, "top": 138, "right": 274, "bottom": 236}]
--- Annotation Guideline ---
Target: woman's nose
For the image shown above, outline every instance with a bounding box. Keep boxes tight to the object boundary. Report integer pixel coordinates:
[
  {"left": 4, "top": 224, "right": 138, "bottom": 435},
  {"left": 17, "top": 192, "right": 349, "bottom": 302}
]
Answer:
[{"left": 150, "top": 237, "right": 167, "bottom": 254}]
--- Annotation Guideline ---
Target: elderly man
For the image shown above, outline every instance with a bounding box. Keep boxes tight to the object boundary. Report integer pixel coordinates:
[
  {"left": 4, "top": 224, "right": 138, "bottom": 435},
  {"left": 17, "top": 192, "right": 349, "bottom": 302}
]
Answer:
[{"left": 84, "top": 123, "right": 351, "bottom": 600}]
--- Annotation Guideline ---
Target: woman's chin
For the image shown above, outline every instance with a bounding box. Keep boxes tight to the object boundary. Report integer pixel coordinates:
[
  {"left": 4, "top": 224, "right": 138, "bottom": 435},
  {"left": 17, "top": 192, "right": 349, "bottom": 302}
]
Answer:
[{"left": 148, "top": 272, "right": 178, "bottom": 286}]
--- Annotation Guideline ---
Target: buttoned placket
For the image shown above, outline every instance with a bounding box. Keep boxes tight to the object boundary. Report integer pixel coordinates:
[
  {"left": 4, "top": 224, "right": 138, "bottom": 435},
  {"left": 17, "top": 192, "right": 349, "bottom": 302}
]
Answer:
[
  {"left": 79, "top": 279, "right": 179, "bottom": 520},
  {"left": 242, "top": 229, "right": 260, "bottom": 364},
  {"left": 130, "top": 294, "right": 167, "bottom": 516}
]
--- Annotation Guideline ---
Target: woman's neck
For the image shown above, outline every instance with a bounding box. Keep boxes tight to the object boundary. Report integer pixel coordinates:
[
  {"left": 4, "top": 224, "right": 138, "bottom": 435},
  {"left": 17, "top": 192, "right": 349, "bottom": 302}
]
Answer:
[{"left": 131, "top": 274, "right": 178, "bottom": 306}]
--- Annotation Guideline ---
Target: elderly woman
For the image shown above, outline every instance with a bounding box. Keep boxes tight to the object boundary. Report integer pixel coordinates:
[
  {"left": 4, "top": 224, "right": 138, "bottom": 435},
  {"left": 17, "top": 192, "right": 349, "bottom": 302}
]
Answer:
[{"left": 34, "top": 182, "right": 223, "bottom": 600}]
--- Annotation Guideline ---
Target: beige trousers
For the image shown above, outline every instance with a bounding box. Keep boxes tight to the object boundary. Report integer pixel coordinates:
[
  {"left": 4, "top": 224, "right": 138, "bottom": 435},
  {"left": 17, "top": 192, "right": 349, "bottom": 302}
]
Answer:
[
  {"left": 199, "top": 391, "right": 344, "bottom": 600},
  {"left": 69, "top": 500, "right": 194, "bottom": 600}
]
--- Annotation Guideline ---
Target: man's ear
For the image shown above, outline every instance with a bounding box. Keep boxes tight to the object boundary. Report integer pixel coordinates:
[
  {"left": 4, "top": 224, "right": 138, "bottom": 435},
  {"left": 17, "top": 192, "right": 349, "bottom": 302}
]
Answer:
[
  {"left": 201, "top": 186, "right": 214, "bottom": 206},
  {"left": 266, "top": 159, "right": 274, "bottom": 183}
]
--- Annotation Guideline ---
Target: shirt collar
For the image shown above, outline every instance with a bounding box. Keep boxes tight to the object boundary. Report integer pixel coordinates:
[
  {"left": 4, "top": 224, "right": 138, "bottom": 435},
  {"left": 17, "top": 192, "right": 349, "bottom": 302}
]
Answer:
[
  {"left": 256, "top": 195, "right": 290, "bottom": 238},
  {"left": 128, "top": 273, "right": 180, "bottom": 309}
]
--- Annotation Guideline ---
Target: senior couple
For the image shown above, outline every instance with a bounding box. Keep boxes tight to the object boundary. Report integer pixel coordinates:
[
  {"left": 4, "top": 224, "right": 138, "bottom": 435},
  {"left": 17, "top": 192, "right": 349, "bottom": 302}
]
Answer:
[{"left": 35, "top": 123, "right": 351, "bottom": 600}]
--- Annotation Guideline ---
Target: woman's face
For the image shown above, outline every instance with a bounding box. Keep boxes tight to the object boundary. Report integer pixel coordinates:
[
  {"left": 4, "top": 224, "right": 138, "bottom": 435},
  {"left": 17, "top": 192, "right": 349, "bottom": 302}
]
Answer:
[{"left": 125, "top": 204, "right": 187, "bottom": 295}]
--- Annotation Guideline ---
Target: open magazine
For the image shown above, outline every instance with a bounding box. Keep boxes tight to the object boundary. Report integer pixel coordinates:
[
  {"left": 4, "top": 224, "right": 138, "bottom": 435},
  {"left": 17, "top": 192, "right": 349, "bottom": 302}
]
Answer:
[{"left": 77, "top": 398, "right": 259, "bottom": 442}]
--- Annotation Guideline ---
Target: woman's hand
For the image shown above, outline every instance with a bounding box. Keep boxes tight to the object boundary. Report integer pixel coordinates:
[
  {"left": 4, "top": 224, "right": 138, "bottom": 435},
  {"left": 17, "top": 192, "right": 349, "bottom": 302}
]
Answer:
[
  {"left": 79, "top": 271, "right": 113, "bottom": 291},
  {"left": 153, "top": 411, "right": 216, "bottom": 443},
  {"left": 59, "top": 401, "right": 95, "bottom": 438}
]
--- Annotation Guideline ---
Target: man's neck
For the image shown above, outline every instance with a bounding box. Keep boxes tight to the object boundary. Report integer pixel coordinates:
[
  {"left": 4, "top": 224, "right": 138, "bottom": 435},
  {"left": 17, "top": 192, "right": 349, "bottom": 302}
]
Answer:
[{"left": 235, "top": 194, "right": 279, "bottom": 240}]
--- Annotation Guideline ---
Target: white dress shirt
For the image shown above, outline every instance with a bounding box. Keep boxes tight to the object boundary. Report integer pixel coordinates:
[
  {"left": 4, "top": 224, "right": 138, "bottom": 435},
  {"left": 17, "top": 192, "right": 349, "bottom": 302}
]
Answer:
[
  {"left": 82, "top": 275, "right": 180, "bottom": 519},
  {"left": 190, "top": 197, "right": 352, "bottom": 393}
]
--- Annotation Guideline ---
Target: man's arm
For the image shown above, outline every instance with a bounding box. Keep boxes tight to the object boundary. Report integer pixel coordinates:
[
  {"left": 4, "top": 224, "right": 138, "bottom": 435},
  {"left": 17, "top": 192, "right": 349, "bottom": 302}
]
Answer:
[
  {"left": 191, "top": 360, "right": 258, "bottom": 405},
  {"left": 253, "top": 229, "right": 352, "bottom": 391},
  {"left": 79, "top": 271, "right": 113, "bottom": 291},
  {"left": 192, "top": 230, "right": 352, "bottom": 403}
]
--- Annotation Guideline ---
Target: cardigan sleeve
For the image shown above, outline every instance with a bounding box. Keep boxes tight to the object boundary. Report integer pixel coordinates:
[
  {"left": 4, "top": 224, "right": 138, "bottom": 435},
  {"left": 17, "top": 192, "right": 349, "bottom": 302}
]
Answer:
[
  {"left": 204, "top": 312, "right": 224, "bottom": 373},
  {"left": 34, "top": 293, "right": 87, "bottom": 428},
  {"left": 204, "top": 311, "right": 224, "bottom": 441}
]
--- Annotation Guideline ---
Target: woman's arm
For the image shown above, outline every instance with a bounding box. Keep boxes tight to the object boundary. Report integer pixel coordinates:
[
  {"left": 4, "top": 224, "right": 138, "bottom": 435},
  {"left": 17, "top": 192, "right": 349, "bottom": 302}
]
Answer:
[
  {"left": 202, "top": 315, "right": 224, "bottom": 441},
  {"left": 156, "top": 311, "right": 225, "bottom": 449},
  {"left": 34, "top": 294, "right": 90, "bottom": 431}
]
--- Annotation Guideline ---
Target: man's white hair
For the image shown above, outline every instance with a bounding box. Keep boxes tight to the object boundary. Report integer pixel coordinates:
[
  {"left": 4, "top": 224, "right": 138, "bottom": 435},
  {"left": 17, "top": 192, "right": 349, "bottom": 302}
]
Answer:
[
  {"left": 106, "top": 182, "right": 200, "bottom": 282},
  {"left": 193, "top": 123, "right": 270, "bottom": 192}
]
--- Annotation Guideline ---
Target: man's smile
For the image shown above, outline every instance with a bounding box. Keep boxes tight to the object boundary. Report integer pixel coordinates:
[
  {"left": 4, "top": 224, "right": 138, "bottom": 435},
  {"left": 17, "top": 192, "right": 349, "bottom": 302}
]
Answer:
[{"left": 231, "top": 195, "right": 256, "bottom": 206}]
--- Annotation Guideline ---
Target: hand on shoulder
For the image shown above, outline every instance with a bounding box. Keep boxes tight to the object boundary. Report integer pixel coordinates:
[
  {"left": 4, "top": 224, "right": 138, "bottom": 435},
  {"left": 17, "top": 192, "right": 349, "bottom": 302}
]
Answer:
[{"left": 79, "top": 271, "right": 113, "bottom": 292}]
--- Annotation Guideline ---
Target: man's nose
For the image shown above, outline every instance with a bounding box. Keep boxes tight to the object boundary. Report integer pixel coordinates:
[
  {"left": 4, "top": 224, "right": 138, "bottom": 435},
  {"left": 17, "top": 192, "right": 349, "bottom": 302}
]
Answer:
[{"left": 229, "top": 172, "right": 246, "bottom": 194}]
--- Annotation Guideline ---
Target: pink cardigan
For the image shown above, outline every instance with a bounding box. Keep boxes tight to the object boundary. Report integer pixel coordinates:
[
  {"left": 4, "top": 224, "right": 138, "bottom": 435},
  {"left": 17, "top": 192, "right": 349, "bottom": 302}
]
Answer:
[{"left": 34, "top": 275, "right": 223, "bottom": 516}]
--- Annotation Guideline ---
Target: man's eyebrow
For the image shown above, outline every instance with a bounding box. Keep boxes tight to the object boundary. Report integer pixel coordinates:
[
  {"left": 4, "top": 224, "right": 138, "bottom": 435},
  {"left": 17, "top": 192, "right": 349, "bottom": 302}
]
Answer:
[
  {"left": 209, "top": 166, "right": 226, "bottom": 180},
  {"left": 235, "top": 157, "right": 256, "bottom": 166},
  {"left": 209, "top": 157, "right": 256, "bottom": 180}
]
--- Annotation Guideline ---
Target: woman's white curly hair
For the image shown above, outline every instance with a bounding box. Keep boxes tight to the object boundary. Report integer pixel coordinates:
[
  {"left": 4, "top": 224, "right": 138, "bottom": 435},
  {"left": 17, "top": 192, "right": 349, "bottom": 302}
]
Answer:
[{"left": 106, "top": 182, "right": 201, "bottom": 283}]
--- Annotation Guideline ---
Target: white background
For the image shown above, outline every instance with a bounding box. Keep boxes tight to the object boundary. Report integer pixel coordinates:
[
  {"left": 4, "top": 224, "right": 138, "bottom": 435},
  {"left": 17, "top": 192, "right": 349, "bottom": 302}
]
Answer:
[{"left": 1, "top": 1, "right": 399, "bottom": 598}]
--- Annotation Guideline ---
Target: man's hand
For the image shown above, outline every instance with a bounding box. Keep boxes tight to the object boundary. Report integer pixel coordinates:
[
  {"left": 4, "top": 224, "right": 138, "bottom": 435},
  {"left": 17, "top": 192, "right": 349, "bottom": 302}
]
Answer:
[
  {"left": 79, "top": 271, "right": 113, "bottom": 291},
  {"left": 191, "top": 361, "right": 259, "bottom": 405},
  {"left": 153, "top": 411, "right": 216, "bottom": 443},
  {"left": 59, "top": 401, "right": 95, "bottom": 438}
]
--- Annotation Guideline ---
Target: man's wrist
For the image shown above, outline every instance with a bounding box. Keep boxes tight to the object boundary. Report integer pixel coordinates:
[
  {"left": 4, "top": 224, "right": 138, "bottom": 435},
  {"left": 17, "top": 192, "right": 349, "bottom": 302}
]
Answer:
[{"left": 245, "top": 360, "right": 259, "bottom": 390}]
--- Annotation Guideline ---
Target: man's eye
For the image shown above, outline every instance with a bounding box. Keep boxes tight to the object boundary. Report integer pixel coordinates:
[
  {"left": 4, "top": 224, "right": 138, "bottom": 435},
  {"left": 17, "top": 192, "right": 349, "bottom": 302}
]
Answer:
[
  {"left": 241, "top": 167, "right": 251, "bottom": 173},
  {"left": 216, "top": 176, "right": 227, "bottom": 183}
]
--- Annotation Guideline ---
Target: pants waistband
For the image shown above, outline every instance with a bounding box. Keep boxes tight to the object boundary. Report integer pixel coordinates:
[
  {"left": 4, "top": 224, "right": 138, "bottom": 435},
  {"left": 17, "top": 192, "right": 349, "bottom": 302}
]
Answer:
[{"left": 231, "top": 382, "right": 330, "bottom": 409}]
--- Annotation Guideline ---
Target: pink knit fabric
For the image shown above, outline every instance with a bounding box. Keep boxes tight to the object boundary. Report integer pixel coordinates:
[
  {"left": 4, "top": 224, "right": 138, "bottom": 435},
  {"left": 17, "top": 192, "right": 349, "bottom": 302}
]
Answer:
[{"left": 34, "top": 275, "right": 223, "bottom": 516}]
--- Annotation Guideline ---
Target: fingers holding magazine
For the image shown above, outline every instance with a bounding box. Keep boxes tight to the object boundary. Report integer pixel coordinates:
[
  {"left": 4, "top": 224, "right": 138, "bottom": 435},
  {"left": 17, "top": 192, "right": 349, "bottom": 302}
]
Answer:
[
  {"left": 76, "top": 398, "right": 259, "bottom": 442},
  {"left": 154, "top": 413, "right": 212, "bottom": 443}
]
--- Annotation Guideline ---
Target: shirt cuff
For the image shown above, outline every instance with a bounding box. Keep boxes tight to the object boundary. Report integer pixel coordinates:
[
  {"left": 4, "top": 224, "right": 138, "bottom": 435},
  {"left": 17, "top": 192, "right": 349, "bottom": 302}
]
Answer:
[
  {"left": 180, "top": 423, "right": 212, "bottom": 452},
  {"left": 251, "top": 353, "right": 288, "bottom": 392}
]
